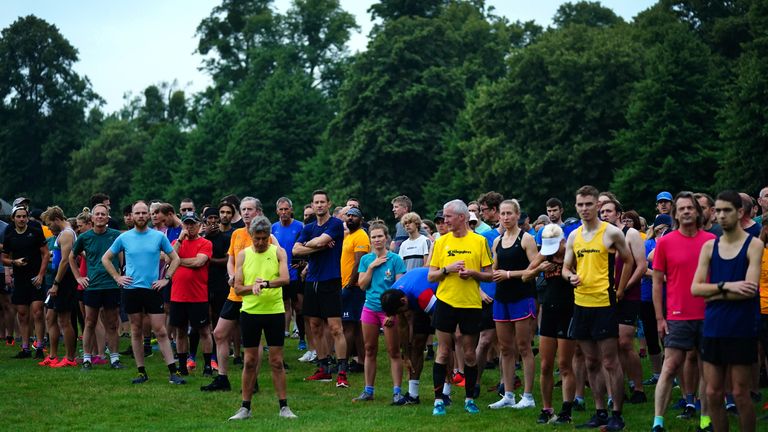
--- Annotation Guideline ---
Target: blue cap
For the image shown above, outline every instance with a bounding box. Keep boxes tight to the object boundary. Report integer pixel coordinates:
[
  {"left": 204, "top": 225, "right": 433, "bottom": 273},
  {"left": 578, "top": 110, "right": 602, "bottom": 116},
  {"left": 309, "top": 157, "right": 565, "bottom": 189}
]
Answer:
[
  {"left": 654, "top": 214, "right": 673, "bottom": 227},
  {"left": 347, "top": 207, "right": 363, "bottom": 218},
  {"left": 656, "top": 191, "right": 673, "bottom": 202}
]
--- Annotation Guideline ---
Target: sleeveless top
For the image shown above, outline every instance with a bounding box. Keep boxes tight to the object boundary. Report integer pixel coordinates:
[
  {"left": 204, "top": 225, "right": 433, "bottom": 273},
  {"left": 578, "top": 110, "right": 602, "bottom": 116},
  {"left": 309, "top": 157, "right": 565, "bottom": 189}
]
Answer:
[
  {"left": 495, "top": 230, "right": 535, "bottom": 303},
  {"left": 53, "top": 228, "right": 78, "bottom": 289},
  {"left": 573, "top": 222, "right": 615, "bottom": 307},
  {"left": 541, "top": 254, "right": 574, "bottom": 307},
  {"left": 240, "top": 245, "right": 284, "bottom": 315},
  {"left": 615, "top": 226, "right": 641, "bottom": 301},
  {"left": 704, "top": 236, "right": 759, "bottom": 338}
]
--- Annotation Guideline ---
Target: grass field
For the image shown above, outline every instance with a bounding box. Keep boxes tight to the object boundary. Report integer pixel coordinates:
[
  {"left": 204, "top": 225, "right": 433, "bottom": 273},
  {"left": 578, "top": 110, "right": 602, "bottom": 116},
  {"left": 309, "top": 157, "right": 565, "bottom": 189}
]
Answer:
[{"left": 0, "top": 335, "right": 763, "bottom": 431}]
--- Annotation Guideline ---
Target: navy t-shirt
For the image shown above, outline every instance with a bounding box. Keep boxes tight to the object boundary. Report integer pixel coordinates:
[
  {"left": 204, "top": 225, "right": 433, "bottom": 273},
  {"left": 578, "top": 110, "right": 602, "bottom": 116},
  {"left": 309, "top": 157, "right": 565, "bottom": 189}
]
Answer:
[{"left": 298, "top": 217, "right": 344, "bottom": 282}]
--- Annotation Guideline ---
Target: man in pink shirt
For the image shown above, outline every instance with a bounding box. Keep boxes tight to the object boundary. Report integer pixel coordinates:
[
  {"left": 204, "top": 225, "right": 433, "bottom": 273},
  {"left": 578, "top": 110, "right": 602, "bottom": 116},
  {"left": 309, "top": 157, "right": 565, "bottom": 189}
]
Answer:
[{"left": 650, "top": 192, "right": 716, "bottom": 432}]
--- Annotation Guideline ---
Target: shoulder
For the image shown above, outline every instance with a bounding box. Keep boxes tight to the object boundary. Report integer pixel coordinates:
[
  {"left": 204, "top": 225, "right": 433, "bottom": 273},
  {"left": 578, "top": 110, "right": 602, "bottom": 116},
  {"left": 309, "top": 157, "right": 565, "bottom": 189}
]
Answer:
[{"left": 748, "top": 235, "right": 765, "bottom": 252}]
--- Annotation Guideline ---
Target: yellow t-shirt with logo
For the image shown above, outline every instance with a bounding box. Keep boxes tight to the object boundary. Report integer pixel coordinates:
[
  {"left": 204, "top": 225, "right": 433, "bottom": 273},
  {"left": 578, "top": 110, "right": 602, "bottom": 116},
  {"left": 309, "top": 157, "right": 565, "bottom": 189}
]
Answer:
[
  {"left": 341, "top": 229, "right": 370, "bottom": 287},
  {"left": 573, "top": 222, "right": 615, "bottom": 307},
  {"left": 429, "top": 231, "right": 493, "bottom": 309},
  {"left": 759, "top": 248, "right": 768, "bottom": 315}
]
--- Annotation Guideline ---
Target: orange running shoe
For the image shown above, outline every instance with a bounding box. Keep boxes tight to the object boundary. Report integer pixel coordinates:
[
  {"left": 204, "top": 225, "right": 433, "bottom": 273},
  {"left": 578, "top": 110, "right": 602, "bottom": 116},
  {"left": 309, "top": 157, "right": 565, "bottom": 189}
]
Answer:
[
  {"left": 38, "top": 356, "right": 58, "bottom": 366},
  {"left": 50, "top": 357, "right": 77, "bottom": 368}
]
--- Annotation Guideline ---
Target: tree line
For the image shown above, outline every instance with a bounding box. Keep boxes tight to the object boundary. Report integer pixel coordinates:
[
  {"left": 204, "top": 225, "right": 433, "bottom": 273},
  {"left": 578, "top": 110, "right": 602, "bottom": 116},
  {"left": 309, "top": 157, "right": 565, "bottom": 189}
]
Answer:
[{"left": 0, "top": 0, "right": 765, "bottom": 222}]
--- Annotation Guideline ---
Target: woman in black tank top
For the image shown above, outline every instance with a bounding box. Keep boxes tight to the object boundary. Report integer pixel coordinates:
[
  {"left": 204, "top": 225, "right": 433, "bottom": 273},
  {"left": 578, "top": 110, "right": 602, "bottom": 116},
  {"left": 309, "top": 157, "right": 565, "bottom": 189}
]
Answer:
[{"left": 488, "top": 200, "right": 540, "bottom": 409}]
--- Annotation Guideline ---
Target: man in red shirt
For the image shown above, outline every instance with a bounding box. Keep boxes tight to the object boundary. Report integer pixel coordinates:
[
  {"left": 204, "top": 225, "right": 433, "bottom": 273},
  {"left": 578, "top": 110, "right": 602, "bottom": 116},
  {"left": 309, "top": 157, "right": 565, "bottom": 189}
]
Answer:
[{"left": 171, "top": 212, "right": 214, "bottom": 377}]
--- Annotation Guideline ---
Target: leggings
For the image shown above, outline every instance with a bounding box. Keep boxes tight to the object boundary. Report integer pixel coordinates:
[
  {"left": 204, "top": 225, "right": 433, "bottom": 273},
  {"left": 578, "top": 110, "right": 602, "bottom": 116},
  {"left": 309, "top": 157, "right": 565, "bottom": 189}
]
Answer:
[{"left": 639, "top": 301, "right": 661, "bottom": 356}]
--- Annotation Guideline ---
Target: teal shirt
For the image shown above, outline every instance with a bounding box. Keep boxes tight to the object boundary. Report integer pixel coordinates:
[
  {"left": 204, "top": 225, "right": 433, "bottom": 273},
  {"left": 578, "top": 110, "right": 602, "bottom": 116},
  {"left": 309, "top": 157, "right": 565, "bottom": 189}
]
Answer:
[
  {"left": 358, "top": 251, "right": 406, "bottom": 312},
  {"left": 72, "top": 228, "right": 122, "bottom": 290}
]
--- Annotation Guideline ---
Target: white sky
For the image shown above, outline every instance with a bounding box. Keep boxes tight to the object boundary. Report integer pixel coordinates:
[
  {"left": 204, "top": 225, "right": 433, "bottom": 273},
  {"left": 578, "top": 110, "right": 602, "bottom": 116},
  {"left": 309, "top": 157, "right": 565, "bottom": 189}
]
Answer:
[{"left": 1, "top": 1, "right": 655, "bottom": 113}]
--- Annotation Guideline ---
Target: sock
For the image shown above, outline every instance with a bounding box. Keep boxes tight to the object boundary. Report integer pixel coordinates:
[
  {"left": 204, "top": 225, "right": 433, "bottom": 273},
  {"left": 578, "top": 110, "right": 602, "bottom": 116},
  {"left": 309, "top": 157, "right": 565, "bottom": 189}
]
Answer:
[
  {"left": 505, "top": 391, "right": 515, "bottom": 400},
  {"left": 464, "top": 365, "right": 478, "bottom": 399},
  {"left": 110, "top": 352, "right": 120, "bottom": 364},
  {"left": 22, "top": 343, "right": 29, "bottom": 350},
  {"left": 338, "top": 357, "right": 348, "bottom": 374},
  {"left": 685, "top": 393, "right": 695, "bottom": 405},
  {"left": 409, "top": 380, "right": 419, "bottom": 397},
  {"left": 242, "top": 400, "right": 251, "bottom": 410},
  {"left": 700, "top": 415, "right": 711, "bottom": 429},
  {"left": 561, "top": 401, "right": 573, "bottom": 415},
  {"left": 279, "top": 399, "right": 287, "bottom": 409},
  {"left": 433, "top": 362, "right": 448, "bottom": 399},
  {"left": 653, "top": 416, "right": 664, "bottom": 428},
  {"left": 167, "top": 362, "right": 178, "bottom": 374},
  {"left": 393, "top": 385, "right": 401, "bottom": 396},
  {"left": 203, "top": 352, "right": 212, "bottom": 368},
  {"left": 725, "top": 393, "right": 735, "bottom": 406},
  {"left": 320, "top": 356, "right": 330, "bottom": 374},
  {"left": 138, "top": 366, "right": 147, "bottom": 375},
  {"left": 523, "top": 392, "right": 533, "bottom": 400},
  {"left": 576, "top": 396, "right": 585, "bottom": 404},
  {"left": 612, "top": 410, "right": 622, "bottom": 418},
  {"left": 189, "top": 328, "right": 200, "bottom": 358},
  {"left": 83, "top": 353, "right": 92, "bottom": 364},
  {"left": 652, "top": 373, "right": 660, "bottom": 379},
  {"left": 596, "top": 409, "right": 608, "bottom": 419},
  {"left": 178, "top": 352, "right": 188, "bottom": 371},
  {"left": 365, "top": 385, "right": 374, "bottom": 395},
  {"left": 629, "top": 380, "right": 635, "bottom": 389},
  {"left": 143, "top": 336, "right": 150, "bottom": 349},
  {"left": 296, "top": 313, "right": 305, "bottom": 339},
  {"left": 443, "top": 383, "right": 452, "bottom": 396}
]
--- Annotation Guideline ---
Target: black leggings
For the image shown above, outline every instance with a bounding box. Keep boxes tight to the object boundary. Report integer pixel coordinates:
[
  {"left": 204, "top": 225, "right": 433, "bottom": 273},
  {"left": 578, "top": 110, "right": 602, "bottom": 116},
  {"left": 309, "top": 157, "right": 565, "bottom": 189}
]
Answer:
[{"left": 639, "top": 301, "right": 661, "bottom": 356}]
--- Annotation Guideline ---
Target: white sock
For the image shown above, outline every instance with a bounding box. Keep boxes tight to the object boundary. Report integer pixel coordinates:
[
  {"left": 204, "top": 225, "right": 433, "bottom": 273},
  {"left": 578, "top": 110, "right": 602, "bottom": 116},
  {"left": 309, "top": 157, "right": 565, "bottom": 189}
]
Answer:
[
  {"left": 505, "top": 391, "right": 515, "bottom": 400},
  {"left": 83, "top": 353, "right": 92, "bottom": 363},
  {"left": 110, "top": 352, "right": 120, "bottom": 364},
  {"left": 409, "top": 380, "right": 419, "bottom": 397},
  {"left": 442, "top": 383, "right": 451, "bottom": 396},
  {"left": 523, "top": 392, "right": 533, "bottom": 400}
]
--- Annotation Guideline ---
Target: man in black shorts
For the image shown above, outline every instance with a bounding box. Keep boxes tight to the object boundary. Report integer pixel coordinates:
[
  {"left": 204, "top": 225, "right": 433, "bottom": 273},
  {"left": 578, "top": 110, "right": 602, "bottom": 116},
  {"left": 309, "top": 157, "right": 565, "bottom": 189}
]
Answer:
[
  {"left": 293, "top": 190, "right": 348, "bottom": 388},
  {"left": 1, "top": 205, "right": 48, "bottom": 358},
  {"left": 203, "top": 205, "right": 232, "bottom": 363}
]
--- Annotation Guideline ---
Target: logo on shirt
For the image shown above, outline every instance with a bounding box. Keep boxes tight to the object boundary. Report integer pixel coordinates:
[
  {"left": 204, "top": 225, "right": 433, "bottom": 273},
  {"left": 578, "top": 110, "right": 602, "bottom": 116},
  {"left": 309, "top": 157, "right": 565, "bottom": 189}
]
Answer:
[
  {"left": 446, "top": 249, "right": 471, "bottom": 257},
  {"left": 576, "top": 248, "right": 600, "bottom": 259}
]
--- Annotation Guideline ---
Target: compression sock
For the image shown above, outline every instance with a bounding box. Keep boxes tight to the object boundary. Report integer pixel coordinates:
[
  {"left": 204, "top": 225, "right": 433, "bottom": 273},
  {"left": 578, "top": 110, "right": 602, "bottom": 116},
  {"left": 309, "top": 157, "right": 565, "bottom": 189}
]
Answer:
[{"left": 433, "top": 362, "right": 447, "bottom": 399}]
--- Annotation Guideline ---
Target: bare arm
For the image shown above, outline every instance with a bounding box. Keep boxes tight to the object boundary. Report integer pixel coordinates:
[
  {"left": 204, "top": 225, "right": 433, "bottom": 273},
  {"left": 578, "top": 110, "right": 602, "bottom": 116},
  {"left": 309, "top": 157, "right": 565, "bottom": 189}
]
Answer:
[
  {"left": 609, "top": 226, "right": 633, "bottom": 297},
  {"left": 562, "top": 231, "right": 579, "bottom": 285},
  {"left": 348, "top": 251, "right": 366, "bottom": 287},
  {"left": 522, "top": 253, "right": 546, "bottom": 283},
  {"left": 49, "top": 230, "right": 74, "bottom": 294},
  {"left": 180, "top": 253, "right": 209, "bottom": 268},
  {"left": 694, "top": 238, "right": 763, "bottom": 301},
  {"left": 233, "top": 250, "right": 249, "bottom": 295},
  {"left": 102, "top": 249, "right": 131, "bottom": 287},
  {"left": 625, "top": 229, "right": 646, "bottom": 288}
]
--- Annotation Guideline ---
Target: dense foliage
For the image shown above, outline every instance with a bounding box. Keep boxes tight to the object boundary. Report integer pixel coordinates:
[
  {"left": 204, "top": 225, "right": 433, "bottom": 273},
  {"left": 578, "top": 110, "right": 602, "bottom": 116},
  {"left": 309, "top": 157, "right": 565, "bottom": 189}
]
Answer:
[{"left": 1, "top": 0, "right": 765, "bottom": 221}]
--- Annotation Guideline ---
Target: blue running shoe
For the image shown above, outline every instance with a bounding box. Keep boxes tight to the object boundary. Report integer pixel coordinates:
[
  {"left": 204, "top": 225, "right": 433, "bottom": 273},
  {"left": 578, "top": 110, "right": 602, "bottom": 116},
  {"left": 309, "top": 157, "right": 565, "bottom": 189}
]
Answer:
[
  {"left": 433, "top": 401, "right": 446, "bottom": 416},
  {"left": 464, "top": 399, "right": 480, "bottom": 414}
]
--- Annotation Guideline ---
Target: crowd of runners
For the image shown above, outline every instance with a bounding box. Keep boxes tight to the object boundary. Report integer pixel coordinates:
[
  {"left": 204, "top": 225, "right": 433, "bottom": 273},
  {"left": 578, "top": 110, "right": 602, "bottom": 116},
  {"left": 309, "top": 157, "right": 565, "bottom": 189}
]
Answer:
[{"left": 1, "top": 186, "right": 767, "bottom": 430}]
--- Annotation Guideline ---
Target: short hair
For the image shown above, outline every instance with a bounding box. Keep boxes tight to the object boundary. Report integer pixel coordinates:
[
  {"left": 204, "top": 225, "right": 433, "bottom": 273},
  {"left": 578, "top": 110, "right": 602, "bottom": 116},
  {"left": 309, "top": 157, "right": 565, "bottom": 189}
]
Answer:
[
  {"left": 401, "top": 212, "right": 422, "bottom": 227},
  {"left": 576, "top": 185, "right": 600, "bottom": 199},
  {"left": 601, "top": 199, "right": 623, "bottom": 214},
  {"left": 41, "top": 206, "right": 66, "bottom": 223},
  {"left": 276, "top": 197, "right": 293, "bottom": 209},
  {"left": 133, "top": 200, "right": 148, "bottom": 210},
  {"left": 220, "top": 194, "right": 241, "bottom": 210},
  {"left": 716, "top": 190, "right": 742, "bottom": 209},
  {"left": 422, "top": 219, "right": 436, "bottom": 234},
  {"left": 89, "top": 193, "right": 110, "bottom": 208},
  {"left": 545, "top": 198, "right": 563, "bottom": 209},
  {"left": 599, "top": 191, "right": 618, "bottom": 201},
  {"left": 346, "top": 197, "right": 360, "bottom": 204},
  {"left": 312, "top": 190, "right": 330, "bottom": 202},
  {"left": 303, "top": 203, "right": 312, "bottom": 210},
  {"left": 672, "top": 192, "right": 704, "bottom": 228},
  {"left": 157, "top": 203, "right": 176, "bottom": 216},
  {"left": 622, "top": 210, "right": 641, "bottom": 229},
  {"left": 218, "top": 201, "right": 236, "bottom": 214},
  {"left": 180, "top": 198, "right": 194, "bottom": 204},
  {"left": 369, "top": 222, "right": 390, "bottom": 238},
  {"left": 91, "top": 203, "right": 109, "bottom": 214},
  {"left": 122, "top": 204, "right": 133, "bottom": 216},
  {"left": 739, "top": 192, "right": 753, "bottom": 214},
  {"left": 391, "top": 195, "right": 412, "bottom": 211},
  {"left": 241, "top": 196, "right": 262, "bottom": 211},
  {"left": 477, "top": 191, "right": 503, "bottom": 211},
  {"left": 380, "top": 289, "right": 406, "bottom": 316},
  {"left": 500, "top": 199, "right": 521, "bottom": 214},
  {"left": 443, "top": 199, "right": 469, "bottom": 218},
  {"left": 468, "top": 200, "right": 480, "bottom": 208},
  {"left": 248, "top": 215, "right": 271, "bottom": 236},
  {"left": 694, "top": 192, "right": 715, "bottom": 208}
]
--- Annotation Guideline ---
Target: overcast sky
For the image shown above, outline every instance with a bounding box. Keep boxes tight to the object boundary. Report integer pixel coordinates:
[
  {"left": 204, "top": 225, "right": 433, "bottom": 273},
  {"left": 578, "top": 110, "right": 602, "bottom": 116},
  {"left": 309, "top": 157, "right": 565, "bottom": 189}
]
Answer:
[{"left": 2, "top": 1, "right": 655, "bottom": 113}]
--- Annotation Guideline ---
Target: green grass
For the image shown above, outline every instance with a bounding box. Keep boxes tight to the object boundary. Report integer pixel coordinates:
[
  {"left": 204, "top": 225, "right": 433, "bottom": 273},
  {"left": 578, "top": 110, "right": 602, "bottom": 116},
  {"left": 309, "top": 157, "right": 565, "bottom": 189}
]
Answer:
[{"left": 0, "top": 336, "right": 762, "bottom": 431}]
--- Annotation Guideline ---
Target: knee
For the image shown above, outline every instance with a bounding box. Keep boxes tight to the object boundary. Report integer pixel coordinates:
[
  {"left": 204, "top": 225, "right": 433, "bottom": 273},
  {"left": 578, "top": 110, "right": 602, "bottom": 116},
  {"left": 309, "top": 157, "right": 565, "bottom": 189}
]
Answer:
[
  {"left": 618, "top": 337, "right": 634, "bottom": 353},
  {"left": 269, "top": 357, "right": 283, "bottom": 371},
  {"left": 706, "top": 384, "right": 723, "bottom": 402},
  {"left": 601, "top": 356, "right": 620, "bottom": 372},
  {"left": 387, "top": 346, "right": 401, "bottom": 360},
  {"left": 541, "top": 359, "right": 554, "bottom": 375},
  {"left": 154, "top": 328, "right": 168, "bottom": 340},
  {"left": 243, "top": 356, "right": 258, "bottom": 371},
  {"left": 517, "top": 340, "right": 532, "bottom": 357},
  {"left": 499, "top": 342, "right": 514, "bottom": 357},
  {"left": 213, "top": 327, "right": 226, "bottom": 343},
  {"left": 585, "top": 357, "right": 602, "bottom": 373},
  {"left": 364, "top": 343, "right": 377, "bottom": 358},
  {"left": 464, "top": 350, "right": 477, "bottom": 365}
]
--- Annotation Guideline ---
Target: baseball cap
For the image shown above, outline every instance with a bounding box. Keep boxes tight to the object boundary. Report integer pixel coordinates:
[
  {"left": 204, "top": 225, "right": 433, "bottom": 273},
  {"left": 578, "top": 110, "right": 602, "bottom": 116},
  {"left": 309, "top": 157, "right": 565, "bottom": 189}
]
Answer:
[
  {"left": 469, "top": 212, "right": 478, "bottom": 224},
  {"left": 13, "top": 197, "right": 29, "bottom": 207},
  {"left": 653, "top": 214, "right": 673, "bottom": 227},
  {"left": 347, "top": 207, "right": 363, "bottom": 218},
  {"left": 203, "top": 208, "right": 218, "bottom": 218},
  {"left": 181, "top": 212, "right": 200, "bottom": 223},
  {"left": 434, "top": 210, "right": 444, "bottom": 222},
  {"left": 540, "top": 224, "right": 564, "bottom": 256},
  {"left": 656, "top": 191, "right": 673, "bottom": 202}
]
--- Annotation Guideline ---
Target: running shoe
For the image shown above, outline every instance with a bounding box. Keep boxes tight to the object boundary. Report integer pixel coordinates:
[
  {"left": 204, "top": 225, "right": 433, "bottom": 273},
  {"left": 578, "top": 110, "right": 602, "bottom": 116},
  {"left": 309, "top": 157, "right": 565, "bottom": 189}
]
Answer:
[
  {"left": 35, "top": 348, "right": 45, "bottom": 359},
  {"left": 573, "top": 399, "right": 587, "bottom": 411},
  {"left": 432, "top": 401, "right": 446, "bottom": 416},
  {"left": 677, "top": 405, "right": 696, "bottom": 420},
  {"left": 110, "top": 360, "right": 126, "bottom": 369},
  {"left": 452, "top": 371, "right": 465, "bottom": 387},
  {"left": 336, "top": 372, "right": 349, "bottom": 388},
  {"left": 228, "top": 407, "right": 251, "bottom": 420},
  {"left": 394, "top": 393, "right": 420, "bottom": 405},
  {"left": 464, "top": 399, "right": 480, "bottom": 414},
  {"left": 629, "top": 390, "right": 648, "bottom": 404},
  {"left": 132, "top": 373, "right": 149, "bottom": 384},
  {"left": 488, "top": 396, "right": 516, "bottom": 409},
  {"left": 38, "top": 356, "right": 58, "bottom": 366},
  {"left": 352, "top": 391, "right": 374, "bottom": 402},
  {"left": 298, "top": 340, "right": 307, "bottom": 351},
  {"left": 425, "top": 346, "right": 435, "bottom": 361},
  {"left": 651, "top": 426, "right": 665, "bottom": 432},
  {"left": 576, "top": 413, "right": 608, "bottom": 429},
  {"left": 725, "top": 403, "right": 738, "bottom": 416},
  {"left": 92, "top": 356, "right": 108, "bottom": 365},
  {"left": 202, "top": 365, "right": 213, "bottom": 377},
  {"left": 642, "top": 375, "right": 659, "bottom": 386},
  {"left": 279, "top": 406, "right": 297, "bottom": 418},
  {"left": 603, "top": 414, "right": 625, "bottom": 431},
  {"left": 179, "top": 367, "right": 189, "bottom": 376},
  {"left": 51, "top": 357, "right": 77, "bottom": 368},
  {"left": 186, "top": 358, "right": 196, "bottom": 370},
  {"left": 169, "top": 371, "right": 187, "bottom": 385},
  {"left": 82, "top": 360, "right": 92, "bottom": 371},
  {"left": 537, "top": 409, "right": 554, "bottom": 423},
  {"left": 143, "top": 346, "right": 153, "bottom": 358},
  {"left": 201, "top": 375, "right": 231, "bottom": 391},
  {"left": 5, "top": 336, "right": 15, "bottom": 346},
  {"left": 298, "top": 350, "right": 314, "bottom": 362},
  {"left": 304, "top": 368, "right": 332, "bottom": 382},
  {"left": 513, "top": 396, "right": 536, "bottom": 409},
  {"left": 391, "top": 393, "right": 406, "bottom": 405},
  {"left": 551, "top": 413, "right": 572, "bottom": 424}
]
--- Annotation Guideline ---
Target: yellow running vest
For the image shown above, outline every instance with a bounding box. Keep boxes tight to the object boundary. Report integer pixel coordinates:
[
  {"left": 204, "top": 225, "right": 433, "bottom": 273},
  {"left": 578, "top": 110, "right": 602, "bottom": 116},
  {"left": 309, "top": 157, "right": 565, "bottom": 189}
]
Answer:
[
  {"left": 573, "top": 222, "right": 615, "bottom": 307},
  {"left": 240, "top": 245, "right": 284, "bottom": 315}
]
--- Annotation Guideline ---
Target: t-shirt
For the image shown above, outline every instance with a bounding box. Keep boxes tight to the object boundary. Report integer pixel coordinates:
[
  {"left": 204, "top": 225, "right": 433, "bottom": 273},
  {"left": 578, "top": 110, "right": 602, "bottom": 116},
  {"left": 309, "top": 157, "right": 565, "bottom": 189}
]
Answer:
[
  {"left": 3, "top": 225, "right": 46, "bottom": 279},
  {"left": 398, "top": 235, "right": 431, "bottom": 271},
  {"left": 640, "top": 238, "right": 656, "bottom": 302},
  {"left": 392, "top": 222, "right": 408, "bottom": 254},
  {"left": 759, "top": 247, "right": 768, "bottom": 315},
  {"left": 341, "top": 228, "right": 370, "bottom": 287},
  {"left": 392, "top": 267, "right": 438, "bottom": 313},
  {"left": 429, "top": 231, "right": 493, "bottom": 309},
  {"left": 358, "top": 251, "right": 406, "bottom": 312},
  {"left": 652, "top": 229, "right": 715, "bottom": 321},
  {"left": 272, "top": 220, "right": 304, "bottom": 281},
  {"left": 171, "top": 237, "right": 212, "bottom": 303},
  {"left": 745, "top": 222, "right": 762, "bottom": 238},
  {"left": 72, "top": 228, "right": 122, "bottom": 290},
  {"left": 241, "top": 245, "right": 283, "bottom": 315},
  {"left": 227, "top": 228, "right": 253, "bottom": 302},
  {"left": 480, "top": 229, "right": 501, "bottom": 297},
  {"left": 298, "top": 216, "right": 344, "bottom": 282},
  {"left": 205, "top": 228, "right": 233, "bottom": 294},
  {"left": 109, "top": 229, "right": 173, "bottom": 289},
  {"left": 474, "top": 221, "right": 492, "bottom": 234},
  {"left": 706, "top": 224, "right": 723, "bottom": 237}
]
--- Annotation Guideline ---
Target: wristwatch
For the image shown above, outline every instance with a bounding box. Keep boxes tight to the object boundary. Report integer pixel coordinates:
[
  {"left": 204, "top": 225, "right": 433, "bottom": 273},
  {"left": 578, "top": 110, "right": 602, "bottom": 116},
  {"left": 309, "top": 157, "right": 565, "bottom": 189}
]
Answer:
[
  {"left": 442, "top": 267, "right": 448, "bottom": 275},
  {"left": 164, "top": 275, "right": 172, "bottom": 281},
  {"left": 264, "top": 280, "right": 270, "bottom": 288},
  {"left": 717, "top": 281, "right": 725, "bottom": 293}
]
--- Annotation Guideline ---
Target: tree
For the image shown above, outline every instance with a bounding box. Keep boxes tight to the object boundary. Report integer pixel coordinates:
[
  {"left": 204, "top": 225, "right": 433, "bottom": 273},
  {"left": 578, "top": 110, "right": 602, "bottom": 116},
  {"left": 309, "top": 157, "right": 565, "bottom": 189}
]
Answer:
[
  {"left": 553, "top": 1, "right": 623, "bottom": 28},
  {"left": 129, "top": 124, "right": 186, "bottom": 203}
]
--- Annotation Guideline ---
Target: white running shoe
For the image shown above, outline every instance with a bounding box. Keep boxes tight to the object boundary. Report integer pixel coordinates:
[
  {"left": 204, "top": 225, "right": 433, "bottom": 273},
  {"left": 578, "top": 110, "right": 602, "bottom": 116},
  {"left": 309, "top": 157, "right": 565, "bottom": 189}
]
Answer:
[
  {"left": 228, "top": 407, "right": 251, "bottom": 420},
  {"left": 513, "top": 396, "right": 536, "bottom": 409},
  {"left": 298, "top": 350, "right": 314, "bottom": 362},
  {"left": 309, "top": 350, "right": 317, "bottom": 362},
  {"left": 279, "top": 406, "right": 298, "bottom": 418},
  {"left": 488, "top": 396, "right": 516, "bottom": 409}
]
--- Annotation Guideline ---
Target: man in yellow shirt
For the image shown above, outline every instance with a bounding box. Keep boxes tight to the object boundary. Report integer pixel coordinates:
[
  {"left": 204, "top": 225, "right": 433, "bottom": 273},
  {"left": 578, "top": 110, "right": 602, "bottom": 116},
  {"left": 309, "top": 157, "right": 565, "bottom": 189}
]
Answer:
[
  {"left": 340, "top": 207, "right": 370, "bottom": 369},
  {"left": 427, "top": 199, "right": 493, "bottom": 416}
]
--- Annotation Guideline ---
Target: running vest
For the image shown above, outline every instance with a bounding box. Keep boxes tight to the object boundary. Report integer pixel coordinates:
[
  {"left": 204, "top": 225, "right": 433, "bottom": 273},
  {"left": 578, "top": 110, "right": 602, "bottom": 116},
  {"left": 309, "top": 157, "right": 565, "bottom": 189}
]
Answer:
[
  {"left": 703, "top": 236, "right": 759, "bottom": 338},
  {"left": 494, "top": 230, "right": 535, "bottom": 303},
  {"left": 240, "top": 245, "right": 283, "bottom": 315},
  {"left": 52, "top": 228, "right": 77, "bottom": 270},
  {"left": 615, "top": 226, "right": 640, "bottom": 301},
  {"left": 573, "top": 222, "right": 615, "bottom": 307}
]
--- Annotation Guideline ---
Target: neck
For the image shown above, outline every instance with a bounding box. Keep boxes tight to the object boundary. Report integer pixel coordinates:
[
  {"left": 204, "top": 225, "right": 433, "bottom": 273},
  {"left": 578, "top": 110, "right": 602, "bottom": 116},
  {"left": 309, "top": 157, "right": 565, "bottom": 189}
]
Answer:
[
  {"left": 553, "top": 218, "right": 563, "bottom": 225},
  {"left": 281, "top": 218, "right": 293, "bottom": 227},
  {"left": 316, "top": 213, "right": 330, "bottom": 224},
  {"left": 375, "top": 246, "right": 388, "bottom": 256},
  {"left": 220, "top": 222, "right": 231, "bottom": 231},
  {"left": 722, "top": 226, "right": 746, "bottom": 242},
  {"left": 678, "top": 223, "right": 699, "bottom": 237},
  {"left": 93, "top": 225, "right": 107, "bottom": 234},
  {"left": 741, "top": 218, "right": 753, "bottom": 228},
  {"left": 452, "top": 226, "right": 468, "bottom": 237},
  {"left": 503, "top": 225, "right": 520, "bottom": 237},
  {"left": 134, "top": 225, "right": 148, "bottom": 233},
  {"left": 408, "top": 231, "right": 419, "bottom": 239},
  {"left": 15, "top": 224, "right": 26, "bottom": 233},
  {"left": 615, "top": 220, "right": 625, "bottom": 230},
  {"left": 582, "top": 217, "right": 601, "bottom": 230}
]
